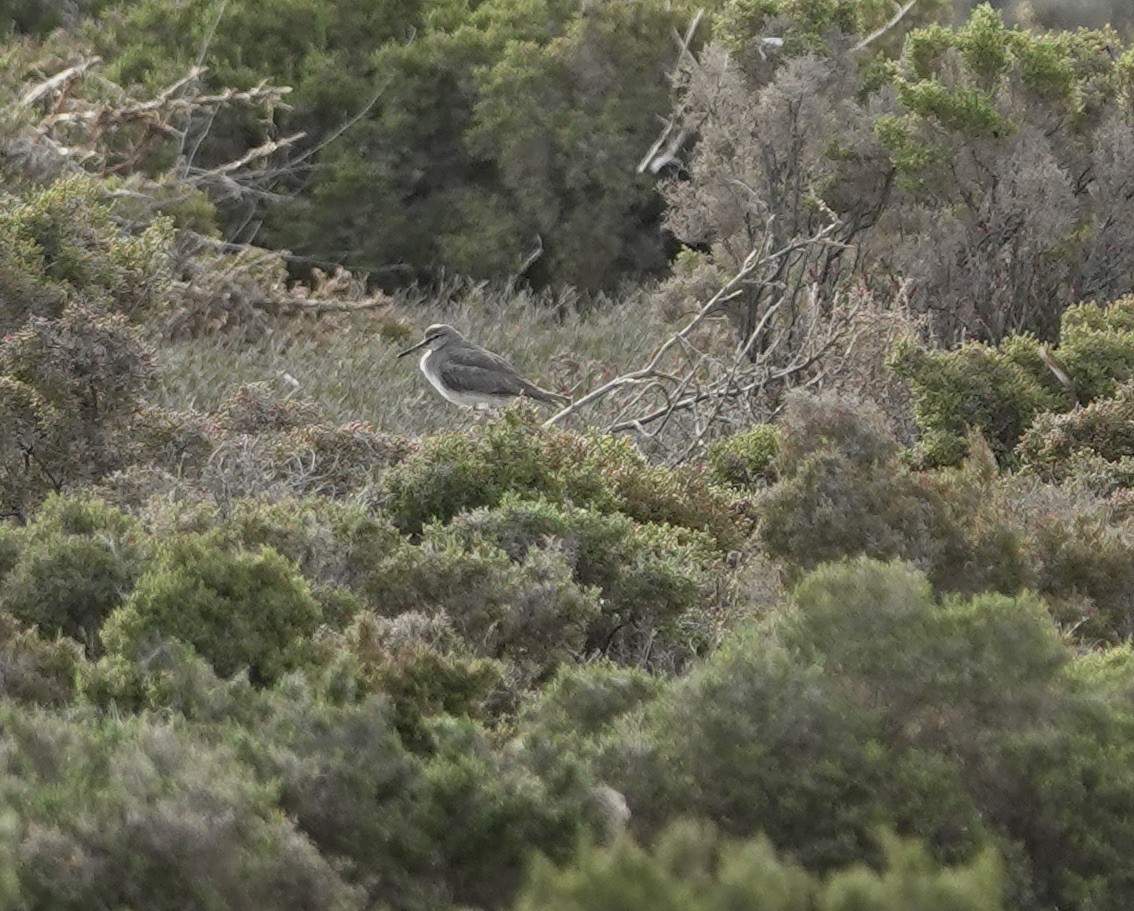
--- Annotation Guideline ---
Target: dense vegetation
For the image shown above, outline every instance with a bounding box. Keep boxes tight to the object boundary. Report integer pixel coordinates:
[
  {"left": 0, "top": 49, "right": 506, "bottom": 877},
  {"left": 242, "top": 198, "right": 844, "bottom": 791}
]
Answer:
[{"left": 3, "top": 1, "right": 1134, "bottom": 909}]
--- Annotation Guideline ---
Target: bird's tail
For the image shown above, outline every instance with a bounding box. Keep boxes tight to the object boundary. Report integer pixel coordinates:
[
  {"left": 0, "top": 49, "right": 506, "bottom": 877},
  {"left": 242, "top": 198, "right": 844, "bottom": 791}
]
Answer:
[{"left": 522, "top": 383, "right": 569, "bottom": 407}]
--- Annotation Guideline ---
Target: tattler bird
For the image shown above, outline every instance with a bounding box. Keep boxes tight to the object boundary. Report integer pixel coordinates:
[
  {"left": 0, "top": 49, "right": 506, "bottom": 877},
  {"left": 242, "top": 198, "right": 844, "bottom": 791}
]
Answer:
[{"left": 397, "top": 324, "right": 568, "bottom": 408}]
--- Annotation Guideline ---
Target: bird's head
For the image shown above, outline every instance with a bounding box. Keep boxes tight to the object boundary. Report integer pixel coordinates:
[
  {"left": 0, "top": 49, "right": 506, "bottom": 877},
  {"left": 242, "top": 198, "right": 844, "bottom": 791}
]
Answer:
[{"left": 396, "top": 324, "right": 464, "bottom": 357}]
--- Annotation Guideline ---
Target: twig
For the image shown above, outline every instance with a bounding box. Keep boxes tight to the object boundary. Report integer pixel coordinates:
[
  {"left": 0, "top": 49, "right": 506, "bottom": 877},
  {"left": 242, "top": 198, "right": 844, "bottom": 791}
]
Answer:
[
  {"left": 18, "top": 58, "right": 100, "bottom": 108},
  {"left": 850, "top": 0, "right": 920, "bottom": 54},
  {"left": 543, "top": 222, "right": 842, "bottom": 428}
]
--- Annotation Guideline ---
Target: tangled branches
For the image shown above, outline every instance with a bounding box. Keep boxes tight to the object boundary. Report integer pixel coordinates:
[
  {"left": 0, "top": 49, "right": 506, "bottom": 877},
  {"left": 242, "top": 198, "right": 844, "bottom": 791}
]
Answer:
[{"left": 545, "top": 220, "right": 866, "bottom": 461}]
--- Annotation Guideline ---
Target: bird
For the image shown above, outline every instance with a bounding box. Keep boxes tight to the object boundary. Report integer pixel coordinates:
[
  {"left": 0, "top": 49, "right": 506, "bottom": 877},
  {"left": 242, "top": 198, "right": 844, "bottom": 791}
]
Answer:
[{"left": 396, "top": 324, "right": 568, "bottom": 408}]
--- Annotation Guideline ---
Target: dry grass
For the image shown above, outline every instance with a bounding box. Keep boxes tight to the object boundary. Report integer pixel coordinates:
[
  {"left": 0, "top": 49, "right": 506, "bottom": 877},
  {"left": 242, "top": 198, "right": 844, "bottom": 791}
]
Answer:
[{"left": 153, "top": 282, "right": 672, "bottom": 437}]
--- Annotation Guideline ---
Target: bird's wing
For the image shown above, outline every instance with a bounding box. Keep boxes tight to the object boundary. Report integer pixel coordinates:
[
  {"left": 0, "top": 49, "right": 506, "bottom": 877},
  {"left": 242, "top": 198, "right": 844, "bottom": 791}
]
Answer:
[{"left": 437, "top": 349, "right": 528, "bottom": 397}]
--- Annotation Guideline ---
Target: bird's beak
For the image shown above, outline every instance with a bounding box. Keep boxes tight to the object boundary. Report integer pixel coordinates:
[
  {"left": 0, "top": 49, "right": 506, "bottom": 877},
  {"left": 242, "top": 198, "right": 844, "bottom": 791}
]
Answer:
[{"left": 396, "top": 338, "right": 429, "bottom": 358}]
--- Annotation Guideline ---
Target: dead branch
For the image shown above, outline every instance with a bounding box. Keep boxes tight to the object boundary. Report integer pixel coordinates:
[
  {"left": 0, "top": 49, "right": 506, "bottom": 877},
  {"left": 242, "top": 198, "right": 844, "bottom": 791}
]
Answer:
[
  {"left": 850, "top": 0, "right": 920, "bottom": 54},
  {"left": 544, "top": 222, "right": 842, "bottom": 428},
  {"left": 637, "top": 10, "right": 702, "bottom": 174},
  {"left": 18, "top": 58, "right": 101, "bottom": 108},
  {"left": 545, "top": 220, "right": 860, "bottom": 460}
]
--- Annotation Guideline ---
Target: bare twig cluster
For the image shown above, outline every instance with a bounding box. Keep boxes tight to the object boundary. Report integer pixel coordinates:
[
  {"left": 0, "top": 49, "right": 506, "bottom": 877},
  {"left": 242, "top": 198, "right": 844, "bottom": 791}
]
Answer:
[
  {"left": 545, "top": 220, "right": 862, "bottom": 461},
  {"left": 5, "top": 57, "right": 296, "bottom": 204}
]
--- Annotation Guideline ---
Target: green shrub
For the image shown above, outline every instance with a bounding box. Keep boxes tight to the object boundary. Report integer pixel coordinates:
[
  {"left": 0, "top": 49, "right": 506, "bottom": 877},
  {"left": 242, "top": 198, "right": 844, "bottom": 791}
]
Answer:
[
  {"left": 0, "top": 303, "right": 156, "bottom": 510},
  {"left": 888, "top": 337, "right": 1064, "bottom": 467},
  {"left": 1020, "top": 381, "right": 1134, "bottom": 481},
  {"left": 1056, "top": 298, "right": 1134, "bottom": 403},
  {"left": 102, "top": 532, "right": 322, "bottom": 684},
  {"left": 234, "top": 681, "right": 428, "bottom": 909},
  {"left": 381, "top": 412, "right": 743, "bottom": 550},
  {"left": 440, "top": 497, "right": 717, "bottom": 668},
  {"left": 594, "top": 558, "right": 1134, "bottom": 909},
  {"left": 3, "top": 703, "right": 362, "bottom": 911},
  {"left": 782, "top": 558, "right": 1067, "bottom": 745},
  {"left": 705, "top": 423, "right": 779, "bottom": 488},
  {"left": 366, "top": 528, "right": 600, "bottom": 677},
  {"left": 0, "top": 610, "right": 82, "bottom": 706},
  {"left": 0, "top": 176, "right": 171, "bottom": 332},
  {"left": 516, "top": 821, "right": 1004, "bottom": 911},
  {"left": 0, "top": 494, "right": 144, "bottom": 644},
  {"left": 760, "top": 394, "right": 967, "bottom": 580},
  {"left": 323, "top": 611, "right": 510, "bottom": 750},
  {"left": 417, "top": 717, "right": 590, "bottom": 909},
  {"left": 892, "top": 297, "right": 1134, "bottom": 468}
]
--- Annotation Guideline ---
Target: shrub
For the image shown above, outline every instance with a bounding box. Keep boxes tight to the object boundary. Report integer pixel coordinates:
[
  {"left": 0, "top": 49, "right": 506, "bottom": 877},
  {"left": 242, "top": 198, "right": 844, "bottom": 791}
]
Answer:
[
  {"left": 234, "top": 681, "right": 428, "bottom": 909},
  {"left": 441, "top": 497, "right": 718, "bottom": 669},
  {"left": 382, "top": 411, "right": 743, "bottom": 549},
  {"left": 0, "top": 176, "right": 172, "bottom": 332},
  {"left": 3, "top": 704, "right": 362, "bottom": 911},
  {"left": 416, "top": 717, "right": 591, "bottom": 909},
  {"left": 1020, "top": 381, "right": 1134, "bottom": 481},
  {"left": 893, "top": 297, "right": 1134, "bottom": 468},
  {"left": 888, "top": 337, "right": 1064, "bottom": 467},
  {"left": 515, "top": 822, "right": 1005, "bottom": 911},
  {"left": 324, "top": 611, "right": 510, "bottom": 750},
  {"left": 102, "top": 532, "right": 322, "bottom": 684},
  {"left": 595, "top": 558, "right": 1134, "bottom": 909},
  {"left": 0, "top": 303, "right": 156, "bottom": 510},
  {"left": 0, "top": 494, "right": 144, "bottom": 645},
  {"left": 0, "top": 610, "right": 82, "bottom": 706},
  {"left": 705, "top": 423, "right": 779, "bottom": 488},
  {"left": 213, "top": 382, "right": 324, "bottom": 434},
  {"left": 760, "top": 393, "right": 966, "bottom": 580},
  {"left": 366, "top": 528, "right": 600, "bottom": 678}
]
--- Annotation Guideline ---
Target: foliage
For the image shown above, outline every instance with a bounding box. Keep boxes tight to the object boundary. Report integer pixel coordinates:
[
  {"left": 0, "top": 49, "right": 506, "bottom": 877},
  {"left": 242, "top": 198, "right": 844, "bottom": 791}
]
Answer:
[
  {"left": 0, "top": 304, "right": 156, "bottom": 510},
  {"left": 0, "top": 609, "right": 82, "bottom": 706},
  {"left": 365, "top": 527, "right": 601, "bottom": 679},
  {"left": 441, "top": 497, "right": 717, "bottom": 668},
  {"left": 381, "top": 411, "right": 743, "bottom": 549},
  {"left": 597, "top": 558, "right": 1134, "bottom": 909},
  {"left": 516, "top": 821, "right": 1004, "bottom": 911},
  {"left": 893, "top": 297, "right": 1134, "bottom": 467},
  {"left": 705, "top": 423, "right": 779, "bottom": 488},
  {"left": 663, "top": 4, "right": 1134, "bottom": 350},
  {"left": 101, "top": 532, "right": 322, "bottom": 684},
  {"left": 95, "top": 0, "right": 697, "bottom": 289},
  {"left": 0, "top": 176, "right": 172, "bottom": 333},
  {"left": 2, "top": 703, "right": 363, "bottom": 910},
  {"left": 0, "top": 494, "right": 143, "bottom": 644},
  {"left": 324, "top": 611, "right": 510, "bottom": 750}
]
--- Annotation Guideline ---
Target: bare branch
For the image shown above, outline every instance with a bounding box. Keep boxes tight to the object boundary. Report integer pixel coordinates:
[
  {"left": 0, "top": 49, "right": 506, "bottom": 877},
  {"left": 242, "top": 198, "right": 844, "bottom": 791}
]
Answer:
[
  {"left": 850, "top": 0, "right": 920, "bottom": 54},
  {"left": 18, "top": 58, "right": 101, "bottom": 108}
]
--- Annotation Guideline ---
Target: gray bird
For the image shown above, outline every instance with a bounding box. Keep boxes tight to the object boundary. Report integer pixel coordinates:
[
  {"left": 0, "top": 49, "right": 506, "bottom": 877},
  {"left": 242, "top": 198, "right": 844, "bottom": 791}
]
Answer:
[{"left": 397, "top": 324, "right": 568, "bottom": 408}]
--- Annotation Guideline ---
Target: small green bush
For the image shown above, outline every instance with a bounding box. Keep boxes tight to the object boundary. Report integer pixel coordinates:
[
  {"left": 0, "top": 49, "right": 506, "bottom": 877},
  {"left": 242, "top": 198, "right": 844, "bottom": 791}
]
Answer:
[
  {"left": 888, "top": 337, "right": 1064, "bottom": 467},
  {"left": 324, "top": 611, "right": 510, "bottom": 749},
  {"left": 417, "top": 717, "right": 590, "bottom": 910},
  {"left": 102, "top": 532, "right": 322, "bottom": 684},
  {"left": 0, "top": 610, "right": 82, "bottom": 706},
  {"left": 0, "top": 494, "right": 144, "bottom": 644},
  {"left": 1019, "top": 381, "right": 1134, "bottom": 481},
  {"left": 366, "top": 529, "right": 600, "bottom": 677},
  {"left": 440, "top": 497, "right": 717, "bottom": 668},
  {"left": 0, "top": 176, "right": 172, "bottom": 331},
  {"left": 0, "top": 303, "right": 156, "bottom": 510},
  {"left": 705, "top": 423, "right": 779, "bottom": 488},
  {"left": 594, "top": 558, "right": 1134, "bottom": 909},
  {"left": 892, "top": 297, "right": 1134, "bottom": 468}
]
